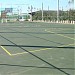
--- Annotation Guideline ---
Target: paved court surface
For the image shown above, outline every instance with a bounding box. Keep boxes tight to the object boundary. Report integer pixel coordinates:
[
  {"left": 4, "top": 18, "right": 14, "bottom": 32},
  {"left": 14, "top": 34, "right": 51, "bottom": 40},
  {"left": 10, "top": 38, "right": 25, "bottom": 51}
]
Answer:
[{"left": 0, "top": 22, "right": 75, "bottom": 75}]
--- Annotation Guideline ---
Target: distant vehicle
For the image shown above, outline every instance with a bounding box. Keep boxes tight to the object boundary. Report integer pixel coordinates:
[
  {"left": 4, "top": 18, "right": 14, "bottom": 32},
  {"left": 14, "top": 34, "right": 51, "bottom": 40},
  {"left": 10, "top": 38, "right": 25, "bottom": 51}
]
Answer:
[{"left": 19, "top": 16, "right": 25, "bottom": 21}]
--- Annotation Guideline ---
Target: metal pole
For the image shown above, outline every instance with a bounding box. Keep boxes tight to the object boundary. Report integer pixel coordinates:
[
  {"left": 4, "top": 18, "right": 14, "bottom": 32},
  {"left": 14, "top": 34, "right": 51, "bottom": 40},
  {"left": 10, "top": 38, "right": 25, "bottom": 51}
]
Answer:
[
  {"left": 30, "top": 5, "right": 32, "bottom": 21},
  {"left": 0, "top": 3, "right": 3, "bottom": 23},
  {"left": 48, "top": 6, "right": 49, "bottom": 20},
  {"left": 17, "top": 6, "right": 19, "bottom": 21},
  {"left": 57, "top": 0, "right": 59, "bottom": 22},
  {"left": 48, "top": 6, "right": 49, "bottom": 12},
  {"left": 72, "top": 0, "right": 74, "bottom": 9},
  {"left": 42, "top": 2, "right": 43, "bottom": 21}
]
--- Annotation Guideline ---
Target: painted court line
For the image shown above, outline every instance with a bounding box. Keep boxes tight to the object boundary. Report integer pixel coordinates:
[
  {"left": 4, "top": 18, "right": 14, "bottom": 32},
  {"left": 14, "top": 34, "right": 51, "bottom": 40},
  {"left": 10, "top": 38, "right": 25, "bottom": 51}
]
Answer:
[
  {"left": 0, "top": 45, "right": 51, "bottom": 56},
  {"left": 59, "top": 44, "right": 75, "bottom": 47},
  {"left": 11, "top": 43, "right": 75, "bottom": 56},
  {"left": 45, "top": 29, "right": 75, "bottom": 40},
  {"left": 0, "top": 43, "right": 74, "bottom": 56},
  {"left": 11, "top": 48, "right": 51, "bottom": 56},
  {"left": 0, "top": 46, "right": 12, "bottom": 56}
]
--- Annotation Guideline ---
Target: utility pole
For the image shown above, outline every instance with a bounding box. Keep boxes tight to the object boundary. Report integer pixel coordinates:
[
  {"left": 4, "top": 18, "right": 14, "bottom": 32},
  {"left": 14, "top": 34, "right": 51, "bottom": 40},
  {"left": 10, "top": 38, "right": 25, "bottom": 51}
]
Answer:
[
  {"left": 28, "top": 5, "right": 33, "bottom": 21},
  {"left": 48, "top": 6, "right": 49, "bottom": 12},
  {"left": 68, "top": 0, "right": 71, "bottom": 22},
  {"left": 72, "top": 0, "right": 74, "bottom": 9},
  {"left": 57, "top": 0, "right": 59, "bottom": 22},
  {"left": 42, "top": 2, "right": 43, "bottom": 21},
  {"left": 48, "top": 6, "right": 49, "bottom": 20},
  {"left": 30, "top": 5, "right": 33, "bottom": 21},
  {"left": 17, "top": 6, "right": 20, "bottom": 20}
]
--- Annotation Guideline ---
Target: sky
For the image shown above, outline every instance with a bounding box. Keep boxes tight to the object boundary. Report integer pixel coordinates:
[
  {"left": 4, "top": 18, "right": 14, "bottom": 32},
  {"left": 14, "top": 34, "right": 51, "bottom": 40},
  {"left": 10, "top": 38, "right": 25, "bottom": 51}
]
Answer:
[{"left": 0, "top": 0, "right": 75, "bottom": 13}]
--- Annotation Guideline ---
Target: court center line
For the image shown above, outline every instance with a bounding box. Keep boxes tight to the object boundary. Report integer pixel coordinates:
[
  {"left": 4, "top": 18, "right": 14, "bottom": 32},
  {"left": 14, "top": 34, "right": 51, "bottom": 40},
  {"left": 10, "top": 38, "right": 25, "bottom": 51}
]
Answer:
[
  {"left": 0, "top": 46, "right": 12, "bottom": 56},
  {"left": 45, "top": 29, "right": 75, "bottom": 40}
]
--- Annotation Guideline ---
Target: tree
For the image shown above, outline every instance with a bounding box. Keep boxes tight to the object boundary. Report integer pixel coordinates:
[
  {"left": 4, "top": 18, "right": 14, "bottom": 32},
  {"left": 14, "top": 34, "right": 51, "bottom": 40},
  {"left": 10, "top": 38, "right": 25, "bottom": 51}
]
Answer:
[{"left": 69, "top": 9, "right": 75, "bottom": 21}]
